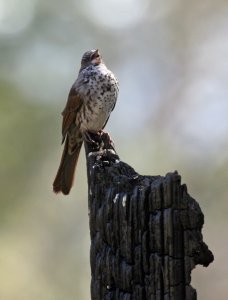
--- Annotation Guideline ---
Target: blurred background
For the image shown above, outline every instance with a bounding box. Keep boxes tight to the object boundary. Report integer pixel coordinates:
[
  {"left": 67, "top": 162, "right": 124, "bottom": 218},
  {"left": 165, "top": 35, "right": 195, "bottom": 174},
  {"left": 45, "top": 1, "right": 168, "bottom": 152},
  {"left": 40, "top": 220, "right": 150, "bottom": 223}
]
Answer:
[{"left": 0, "top": 0, "right": 227, "bottom": 299}]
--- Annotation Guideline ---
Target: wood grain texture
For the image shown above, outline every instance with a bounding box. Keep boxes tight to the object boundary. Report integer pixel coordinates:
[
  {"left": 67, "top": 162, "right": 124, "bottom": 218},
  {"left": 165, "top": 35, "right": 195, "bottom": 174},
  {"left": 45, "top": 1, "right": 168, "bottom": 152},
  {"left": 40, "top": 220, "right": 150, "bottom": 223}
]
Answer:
[{"left": 84, "top": 132, "right": 214, "bottom": 300}]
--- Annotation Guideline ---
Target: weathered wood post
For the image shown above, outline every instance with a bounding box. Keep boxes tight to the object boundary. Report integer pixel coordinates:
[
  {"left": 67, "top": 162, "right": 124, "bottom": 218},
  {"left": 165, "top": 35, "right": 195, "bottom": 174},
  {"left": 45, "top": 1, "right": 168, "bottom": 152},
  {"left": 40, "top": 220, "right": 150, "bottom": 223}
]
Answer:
[{"left": 84, "top": 132, "right": 214, "bottom": 300}]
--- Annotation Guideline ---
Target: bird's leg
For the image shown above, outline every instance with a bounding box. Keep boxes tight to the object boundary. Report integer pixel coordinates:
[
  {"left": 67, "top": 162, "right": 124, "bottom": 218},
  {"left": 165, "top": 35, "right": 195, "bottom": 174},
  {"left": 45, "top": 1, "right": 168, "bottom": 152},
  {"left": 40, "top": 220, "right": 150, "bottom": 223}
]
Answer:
[
  {"left": 83, "top": 130, "right": 105, "bottom": 144},
  {"left": 98, "top": 130, "right": 115, "bottom": 149},
  {"left": 83, "top": 131, "right": 96, "bottom": 144},
  {"left": 83, "top": 130, "right": 115, "bottom": 151},
  {"left": 83, "top": 131, "right": 105, "bottom": 153}
]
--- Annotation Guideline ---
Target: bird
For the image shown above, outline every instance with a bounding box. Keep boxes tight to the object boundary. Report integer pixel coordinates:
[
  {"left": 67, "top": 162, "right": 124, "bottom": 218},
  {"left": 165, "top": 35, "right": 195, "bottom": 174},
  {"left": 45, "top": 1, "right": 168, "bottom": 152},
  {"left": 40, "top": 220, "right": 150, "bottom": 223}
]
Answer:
[{"left": 53, "top": 49, "right": 119, "bottom": 195}]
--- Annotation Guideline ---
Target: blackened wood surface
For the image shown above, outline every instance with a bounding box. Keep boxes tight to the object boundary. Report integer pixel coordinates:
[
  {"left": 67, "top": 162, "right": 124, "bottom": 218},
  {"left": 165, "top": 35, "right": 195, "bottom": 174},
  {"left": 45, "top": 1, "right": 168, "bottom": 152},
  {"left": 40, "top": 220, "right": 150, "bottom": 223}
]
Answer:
[{"left": 84, "top": 133, "right": 214, "bottom": 300}]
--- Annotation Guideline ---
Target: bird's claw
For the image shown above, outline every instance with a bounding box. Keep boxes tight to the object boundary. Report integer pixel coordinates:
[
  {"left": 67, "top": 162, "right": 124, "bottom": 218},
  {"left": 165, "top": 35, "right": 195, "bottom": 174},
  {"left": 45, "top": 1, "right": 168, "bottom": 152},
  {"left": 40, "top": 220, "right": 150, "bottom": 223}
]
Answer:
[{"left": 83, "top": 131, "right": 97, "bottom": 144}]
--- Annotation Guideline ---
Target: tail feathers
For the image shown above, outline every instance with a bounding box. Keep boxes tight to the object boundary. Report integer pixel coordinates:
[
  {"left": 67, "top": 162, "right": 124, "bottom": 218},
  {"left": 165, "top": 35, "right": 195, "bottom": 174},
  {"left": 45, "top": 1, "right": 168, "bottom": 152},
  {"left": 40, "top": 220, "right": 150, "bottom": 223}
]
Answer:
[{"left": 53, "top": 137, "right": 83, "bottom": 195}]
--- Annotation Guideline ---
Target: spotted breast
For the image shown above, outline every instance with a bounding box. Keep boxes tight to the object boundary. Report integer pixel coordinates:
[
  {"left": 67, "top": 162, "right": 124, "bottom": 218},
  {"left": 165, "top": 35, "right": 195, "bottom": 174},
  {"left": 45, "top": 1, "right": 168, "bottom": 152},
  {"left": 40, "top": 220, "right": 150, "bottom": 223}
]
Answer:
[{"left": 75, "top": 62, "right": 119, "bottom": 133}]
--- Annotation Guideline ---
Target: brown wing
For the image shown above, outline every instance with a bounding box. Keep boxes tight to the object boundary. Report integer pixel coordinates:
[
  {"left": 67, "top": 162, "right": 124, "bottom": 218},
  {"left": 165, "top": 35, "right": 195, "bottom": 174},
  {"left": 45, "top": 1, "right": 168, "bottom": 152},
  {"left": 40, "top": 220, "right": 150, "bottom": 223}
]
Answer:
[{"left": 61, "top": 87, "right": 83, "bottom": 143}]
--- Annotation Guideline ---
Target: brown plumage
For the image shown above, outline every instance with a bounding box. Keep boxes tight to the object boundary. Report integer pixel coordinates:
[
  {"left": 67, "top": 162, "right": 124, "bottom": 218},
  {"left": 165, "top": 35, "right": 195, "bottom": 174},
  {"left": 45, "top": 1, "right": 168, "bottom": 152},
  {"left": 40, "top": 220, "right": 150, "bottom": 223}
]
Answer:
[{"left": 53, "top": 49, "right": 119, "bottom": 195}]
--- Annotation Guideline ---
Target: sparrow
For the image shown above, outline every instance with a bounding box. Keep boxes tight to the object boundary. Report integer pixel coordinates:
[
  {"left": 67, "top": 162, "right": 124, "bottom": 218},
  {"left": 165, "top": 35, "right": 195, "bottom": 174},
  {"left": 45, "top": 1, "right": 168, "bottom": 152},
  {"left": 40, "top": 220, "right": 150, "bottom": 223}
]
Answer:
[{"left": 53, "top": 49, "right": 119, "bottom": 195}]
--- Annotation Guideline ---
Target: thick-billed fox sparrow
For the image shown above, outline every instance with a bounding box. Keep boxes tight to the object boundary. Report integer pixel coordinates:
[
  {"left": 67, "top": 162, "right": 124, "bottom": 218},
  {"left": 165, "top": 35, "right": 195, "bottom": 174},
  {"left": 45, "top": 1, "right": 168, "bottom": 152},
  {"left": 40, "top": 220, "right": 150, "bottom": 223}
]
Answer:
[{"left": 53, "top": 49, "right": 119, "bottom": 195}]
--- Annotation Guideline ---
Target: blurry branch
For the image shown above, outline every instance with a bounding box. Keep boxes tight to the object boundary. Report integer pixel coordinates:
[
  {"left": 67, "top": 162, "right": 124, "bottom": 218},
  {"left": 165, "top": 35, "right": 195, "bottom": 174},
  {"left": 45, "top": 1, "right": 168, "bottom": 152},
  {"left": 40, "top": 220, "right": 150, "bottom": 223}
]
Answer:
[{"left": 84, "top": 132, "right": 214, "bottom": 300}]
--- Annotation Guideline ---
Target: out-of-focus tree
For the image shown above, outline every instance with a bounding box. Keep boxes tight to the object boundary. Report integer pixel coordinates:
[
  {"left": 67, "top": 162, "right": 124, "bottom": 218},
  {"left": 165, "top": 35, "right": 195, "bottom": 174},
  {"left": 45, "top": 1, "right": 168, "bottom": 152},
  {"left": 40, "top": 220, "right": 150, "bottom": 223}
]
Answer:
[{"left": 0, "top": 0, "right": 227, "bottom": 299}]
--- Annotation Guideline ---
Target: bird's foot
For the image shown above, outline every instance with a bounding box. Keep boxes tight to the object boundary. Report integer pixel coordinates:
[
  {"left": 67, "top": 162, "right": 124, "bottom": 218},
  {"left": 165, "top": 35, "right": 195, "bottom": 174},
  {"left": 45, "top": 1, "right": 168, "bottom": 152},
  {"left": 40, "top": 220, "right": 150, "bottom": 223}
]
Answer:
[
  {"left": 83, "top": 131, "right": 97, "bottom": 144},
  {"left": 83, "top": 130, "right": 115, "bottom": 152},
  {"left": 83, "top": 131, "right": 101, "bottom": 152},
  {"left": 98, "top": 130, "right": 115, "bottom": 149}
]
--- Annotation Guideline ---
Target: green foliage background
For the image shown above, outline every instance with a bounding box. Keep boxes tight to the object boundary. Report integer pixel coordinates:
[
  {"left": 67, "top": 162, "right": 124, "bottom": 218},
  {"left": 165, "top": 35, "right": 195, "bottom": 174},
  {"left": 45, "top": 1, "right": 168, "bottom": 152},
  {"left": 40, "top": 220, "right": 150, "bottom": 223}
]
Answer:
[{"left": 0, "top": 0, "right": 228, "bottom": 299}]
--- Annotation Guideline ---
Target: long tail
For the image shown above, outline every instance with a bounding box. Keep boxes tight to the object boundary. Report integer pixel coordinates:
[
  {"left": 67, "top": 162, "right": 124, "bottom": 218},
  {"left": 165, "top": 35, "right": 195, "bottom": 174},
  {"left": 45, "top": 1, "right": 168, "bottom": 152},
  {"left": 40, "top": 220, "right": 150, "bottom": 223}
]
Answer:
[{"left": 53, "top": 136, "right": 83, "bottom": 195}]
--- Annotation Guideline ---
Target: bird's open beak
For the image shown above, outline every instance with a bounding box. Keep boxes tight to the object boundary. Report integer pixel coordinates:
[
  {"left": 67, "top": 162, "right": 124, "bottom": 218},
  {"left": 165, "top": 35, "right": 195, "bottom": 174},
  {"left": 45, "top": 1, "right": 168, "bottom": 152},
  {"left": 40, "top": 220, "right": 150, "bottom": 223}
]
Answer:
[
  {"left": 94, "top": 49, "right": 99, "bottom": 56},
  {"left": 91, "top": 49, "right": 101, "bottom": 65}
]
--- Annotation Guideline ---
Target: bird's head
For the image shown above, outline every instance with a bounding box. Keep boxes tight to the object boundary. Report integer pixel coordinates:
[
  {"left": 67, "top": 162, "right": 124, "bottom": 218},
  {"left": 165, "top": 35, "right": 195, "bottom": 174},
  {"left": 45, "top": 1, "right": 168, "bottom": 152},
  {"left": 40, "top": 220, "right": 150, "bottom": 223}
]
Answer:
[{"left": 80, "top": 49, "right": 102, "bottom": 70}]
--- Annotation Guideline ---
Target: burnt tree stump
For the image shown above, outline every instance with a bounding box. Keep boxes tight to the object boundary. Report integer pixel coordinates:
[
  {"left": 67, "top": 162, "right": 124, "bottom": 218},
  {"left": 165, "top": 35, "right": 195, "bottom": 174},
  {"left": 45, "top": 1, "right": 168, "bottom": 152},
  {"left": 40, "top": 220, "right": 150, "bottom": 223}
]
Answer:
[{"left": 84, "top": 132, "right": 214, "bottom": 300}]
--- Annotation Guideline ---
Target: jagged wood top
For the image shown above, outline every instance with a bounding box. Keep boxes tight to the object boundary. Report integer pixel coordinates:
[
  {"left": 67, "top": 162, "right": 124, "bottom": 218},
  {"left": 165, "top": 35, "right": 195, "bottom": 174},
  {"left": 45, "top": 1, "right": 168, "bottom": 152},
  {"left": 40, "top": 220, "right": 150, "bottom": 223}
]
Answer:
[{"left": 84, "top": 132, "right": 214, "bottom": 300}]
